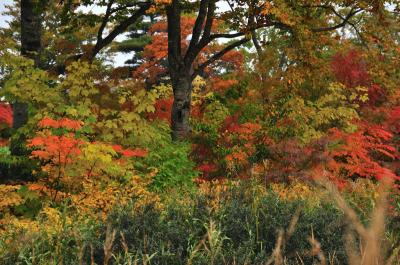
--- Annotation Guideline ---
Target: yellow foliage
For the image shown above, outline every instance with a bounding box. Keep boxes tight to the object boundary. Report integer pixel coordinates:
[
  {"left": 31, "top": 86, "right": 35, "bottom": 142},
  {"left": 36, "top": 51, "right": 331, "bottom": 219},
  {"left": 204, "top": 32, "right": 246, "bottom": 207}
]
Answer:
[
  {"left": 192, "top": 75, "right": 208, "bottom": 105},
  {"left": 197, "top": 180, "right": 240, "bottom": 211},
  {"left": 0, "top": 185, "right": 23, "bottom": 211},
  {"left": 270, "top": 181, "right": 328, "bottom": 207},
  {"left": 0, "top": 216, "right": 40, "bottom": 236},
  {"left": 71, "top": 174, "right": 161, "bottom": 220}
]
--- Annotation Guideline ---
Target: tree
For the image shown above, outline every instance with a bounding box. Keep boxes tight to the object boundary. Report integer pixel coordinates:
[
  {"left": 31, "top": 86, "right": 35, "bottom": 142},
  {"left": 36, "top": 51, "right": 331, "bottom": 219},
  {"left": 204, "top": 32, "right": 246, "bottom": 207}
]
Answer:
[
  {"left": 14, "top": 0, "right": 47, "bottom": 129},
  {"left": 5, "top": 0, "right": 154, "bottom": 128},
  {"left": 164, "top": 0, "right": 374, "bottom": 140},
  {"left": 133, "top": 16, "right": 243, "bottom": 84}
]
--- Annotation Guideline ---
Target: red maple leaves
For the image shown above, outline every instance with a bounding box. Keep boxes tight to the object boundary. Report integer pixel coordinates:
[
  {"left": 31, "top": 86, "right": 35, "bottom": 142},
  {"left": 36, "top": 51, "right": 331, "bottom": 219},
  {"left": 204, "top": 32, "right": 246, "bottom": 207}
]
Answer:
[
  {"left": 112, "top": 144, "right": 148, "bottom": 158},
  {"left": 327, "top": 124, "right": 398, "bottom": 181},
  {"left": 0, "top": 103, "right": 12, "bottom": 127},
  {"left": 29, "top": 118, "right": 149, "bottom": 165},
  {"left": 331, "top": 49, "right": 370, "bottom": 88}
]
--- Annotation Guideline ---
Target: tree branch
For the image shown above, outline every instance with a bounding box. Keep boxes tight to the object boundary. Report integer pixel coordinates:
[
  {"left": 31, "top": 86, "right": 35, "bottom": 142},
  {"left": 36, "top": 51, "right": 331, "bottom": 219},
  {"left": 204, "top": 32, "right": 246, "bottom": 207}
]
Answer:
[
  {"left": 90, "top": 2, "right": 151, "bottom": 60},
  {"left": 184, "top": 0, "right": 216, "bottom": 66},
  {"left": 312, "top": 9, "right": 362, "bottom": 32},
  {"left": 251, "top": 30, "right": 262, "bottom": 57},
  {"left": 166, "top": 0, "right": 182, "bottom": 72},
  {"left": 193, "top": 37, "right": 249, "bottom": 78},
  {"left": 95, "top": 0, "right": 115, "bottom": 45},
  {"left": 186, "top": 0, "right": 209, "bottom": 55}
]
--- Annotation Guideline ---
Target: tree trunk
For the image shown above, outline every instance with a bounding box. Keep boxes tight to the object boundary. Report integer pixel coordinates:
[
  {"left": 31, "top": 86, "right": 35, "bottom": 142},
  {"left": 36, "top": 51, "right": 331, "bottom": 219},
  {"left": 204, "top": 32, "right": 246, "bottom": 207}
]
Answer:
[
  {"left": 170, "top": 71, "right": 192, "bottom": 141},
  {"left": 14, "top": 0, "right": 43, "bottom": 129}
]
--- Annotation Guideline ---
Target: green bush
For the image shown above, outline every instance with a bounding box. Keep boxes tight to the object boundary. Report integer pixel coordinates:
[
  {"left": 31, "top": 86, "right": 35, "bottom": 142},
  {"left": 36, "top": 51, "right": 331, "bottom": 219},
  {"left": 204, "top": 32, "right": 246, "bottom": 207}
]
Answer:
[
  {"left": 0, "top": 146, "right": 41, "bottom": 183},
  {"left": 133, "top": 122, "right": 199, "bottom": 191}
]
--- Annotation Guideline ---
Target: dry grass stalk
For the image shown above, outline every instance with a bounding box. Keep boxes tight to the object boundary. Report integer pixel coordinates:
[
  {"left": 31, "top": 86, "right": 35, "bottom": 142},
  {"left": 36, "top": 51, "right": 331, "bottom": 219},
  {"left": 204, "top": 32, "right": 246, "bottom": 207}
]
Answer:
[
  {"left": 309, "top": 228, "right": 327, "bottom": 265},
  {"left": 319, "top": 173, "right": 396, "bottom": 265},
  {"left": 103, "top": 225, "right": 116, "bottom": 265},
  {"left": 265, "top": 207, "right": 302, "bottom": 265},
  {"left": 90, "top": 243, "right": 95, "bottom": 265}
]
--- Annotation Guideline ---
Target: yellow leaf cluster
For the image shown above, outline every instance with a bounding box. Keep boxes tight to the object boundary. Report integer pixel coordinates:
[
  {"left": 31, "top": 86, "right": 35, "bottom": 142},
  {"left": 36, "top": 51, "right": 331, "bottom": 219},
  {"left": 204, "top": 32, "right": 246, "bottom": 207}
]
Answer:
[
  {"left": 71, "top": 175, "right": 161, "bottom": 220},
  {"left": 270, "top": 181, "right": 327, "bottom": 207},
  {"left": 0, "top": 185, "right": 23, "bottom": 211}
]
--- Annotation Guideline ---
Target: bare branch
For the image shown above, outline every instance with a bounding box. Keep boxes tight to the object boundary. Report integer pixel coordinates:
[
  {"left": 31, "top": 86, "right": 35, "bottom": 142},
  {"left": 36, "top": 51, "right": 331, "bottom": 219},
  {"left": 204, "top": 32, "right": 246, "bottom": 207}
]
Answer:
[
  {"left": 312, "top": 9, "right": 362, "bottom": 32},
  {"left": 96, "top": 0, "right": 115, "bottom": 44},
  {"left": 90, "top": 2, "right": 151, "bottom": 60},
  {"left": 193, "top": 37, "right": 249, "bottom": 78},
  {"left": 185, "top": 0, "right": 210, "bottom": 65}
]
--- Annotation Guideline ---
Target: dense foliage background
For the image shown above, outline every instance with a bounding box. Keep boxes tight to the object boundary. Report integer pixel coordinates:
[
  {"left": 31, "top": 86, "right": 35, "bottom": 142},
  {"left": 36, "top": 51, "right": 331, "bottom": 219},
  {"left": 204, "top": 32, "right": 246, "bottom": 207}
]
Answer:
[{"left": 0, "top": 0, "right": 399, "bottom": 264}]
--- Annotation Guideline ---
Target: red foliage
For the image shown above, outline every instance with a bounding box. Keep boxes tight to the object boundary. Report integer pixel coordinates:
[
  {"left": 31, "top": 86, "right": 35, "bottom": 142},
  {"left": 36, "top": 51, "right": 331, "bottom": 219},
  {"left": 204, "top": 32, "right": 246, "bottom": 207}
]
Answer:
[
  {"left": 265, "top": 139, "right": 328, "bottom": 183},
  {"left": 197, "top": 163, "right": 218, "bottom": 177},
  {"left": 112, "top": 144, "right": 148, "bottom": 158},
  {"left": 331, "top": 49, "right": 387, "bottom": 106},
  {"left": 386, "top": 106, "right": 400, "bottom": 134},
  {"left": 367, "top": 84, "right": 387, "bottom": 106},
  {"left": 327, "top": 125, "right": 398, "bottom": 181},
  {"left": 331, "top": 49, "right": 370, "bottom": 88},
  {"left": 147, "top": 97, "right": 173, "bottom": 123},
  {"left": 121, "top": 148, "right": 148, "bottom": 158},
  {"left": 0, "top": 103, "right": 12, "bottom": 127},
  {"left": 219, "top": 114, "right": 240, "bottom": 134}
]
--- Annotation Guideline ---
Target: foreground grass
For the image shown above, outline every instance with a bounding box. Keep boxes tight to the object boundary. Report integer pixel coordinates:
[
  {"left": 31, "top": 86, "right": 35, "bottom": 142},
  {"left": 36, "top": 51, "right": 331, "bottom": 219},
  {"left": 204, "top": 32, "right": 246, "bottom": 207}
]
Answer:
[{"left": 0, "top": 179, "right": 399, "bottom": 265}]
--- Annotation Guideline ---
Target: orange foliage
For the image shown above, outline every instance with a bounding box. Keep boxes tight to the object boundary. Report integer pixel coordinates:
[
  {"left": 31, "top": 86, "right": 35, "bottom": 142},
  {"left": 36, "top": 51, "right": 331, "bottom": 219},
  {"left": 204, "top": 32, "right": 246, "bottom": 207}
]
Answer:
[
  {"left": 211, "top": 77, "right": 238, "bottom": 92},
  {"left": 39, "top": 117, "right": 83, "bottom": 130},
  {"left": 0, "top": 103, "right": 12, "bottom": 127},
  {"left": 29, "top": 134, "right": 82, "bottom": 164},
  {"left": 327, "top": 124, "right": 398, "bottom": 181},
  {"left": 147, "top": 97, "right": 173, "bottom": 123},
  {"left": 133, "top": 17, "right": 243, "bottom": 84},
  {"left": 112, "top": 144, "right": 148, "bottom": 158}
]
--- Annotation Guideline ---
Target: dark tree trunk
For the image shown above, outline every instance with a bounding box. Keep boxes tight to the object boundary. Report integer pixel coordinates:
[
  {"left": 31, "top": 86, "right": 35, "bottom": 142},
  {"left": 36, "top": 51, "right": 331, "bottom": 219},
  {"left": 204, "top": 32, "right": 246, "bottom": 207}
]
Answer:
[
  {"left": 170, "top": 70, "right": 192, "bottom": 140},
  {"left": 14, "top": 0, "right": 43, "bottom": 129},
  {"left": 164, "top": 0, "right": 253, "bottom": 140},
  {"left": 166, "top": 0, "right": 193, "bottom": 141}
]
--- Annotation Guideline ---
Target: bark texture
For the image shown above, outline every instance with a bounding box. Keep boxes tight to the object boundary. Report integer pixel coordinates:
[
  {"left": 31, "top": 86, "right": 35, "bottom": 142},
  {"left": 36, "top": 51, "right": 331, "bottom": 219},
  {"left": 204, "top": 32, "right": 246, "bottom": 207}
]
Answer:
[{"left": 14, "top": 0, "right": 43, "bottom": 129}]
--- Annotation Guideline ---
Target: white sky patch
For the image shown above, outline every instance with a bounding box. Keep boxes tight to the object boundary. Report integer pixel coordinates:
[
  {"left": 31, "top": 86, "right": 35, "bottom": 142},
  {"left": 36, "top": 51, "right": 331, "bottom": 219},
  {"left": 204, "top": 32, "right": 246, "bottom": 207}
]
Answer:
[{"left": 0, "top": 0, "right": 13, "bottom": 28}]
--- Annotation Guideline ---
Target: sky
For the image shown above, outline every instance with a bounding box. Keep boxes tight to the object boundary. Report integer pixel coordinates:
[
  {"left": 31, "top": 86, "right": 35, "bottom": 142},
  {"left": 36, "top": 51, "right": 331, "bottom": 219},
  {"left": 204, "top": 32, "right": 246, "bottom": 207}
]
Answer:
[
  {"left": 0, "top": 0, "right": 127, "bottom": 66},
  {"left": 0, "top": 0, "right": 13, "bottom": 28},
  {"left": 0, "top": 1, "right": 236, "bottom": 66}
]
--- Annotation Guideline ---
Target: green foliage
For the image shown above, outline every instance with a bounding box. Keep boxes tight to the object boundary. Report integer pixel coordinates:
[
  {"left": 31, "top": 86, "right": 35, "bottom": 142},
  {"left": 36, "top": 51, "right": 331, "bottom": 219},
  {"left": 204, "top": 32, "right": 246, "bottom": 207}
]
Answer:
[
  {"left": 0, "top": 146, "right": 10, "bottom": 156},
  {"left": 203, "top": 100, "right": 230, "bottom": 127},
  {"left": 0, "top": 144, "right": 41, "bottom": 183},
  {"left": 135, "top": 122, "right": 199, "bottom": 191},
  {"left": 269, "top": 83, "right": 362, "bottom": 143},
  {"left": 13, "top": 186, "right": 42, "bottom": 218}
]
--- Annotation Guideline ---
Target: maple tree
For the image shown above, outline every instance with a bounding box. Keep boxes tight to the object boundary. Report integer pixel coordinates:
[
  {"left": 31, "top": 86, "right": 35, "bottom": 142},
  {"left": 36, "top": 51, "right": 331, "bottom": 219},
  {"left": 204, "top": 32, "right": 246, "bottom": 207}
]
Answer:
[{"left": 162, "top": 0, "right": 389, "bottom": 140}]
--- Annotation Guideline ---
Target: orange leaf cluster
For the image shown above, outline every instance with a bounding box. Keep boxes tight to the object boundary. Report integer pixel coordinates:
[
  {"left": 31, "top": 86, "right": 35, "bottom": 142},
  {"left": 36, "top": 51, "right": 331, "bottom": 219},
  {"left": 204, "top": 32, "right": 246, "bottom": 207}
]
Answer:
[
  {"left": 112, "top": 145, "right": 148, "bottom": 158},
  {"left": 38, "top": 117, "right": 82, "bottom": 130},
  {"left": 327, "top": 125, "right": 399, "bottom": 181},
  {"left": 0, "top": 103, "right": 12, "bottom": 127},
  {"left": 28, "top": 134, "right": 83, "bottom": 165}
]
